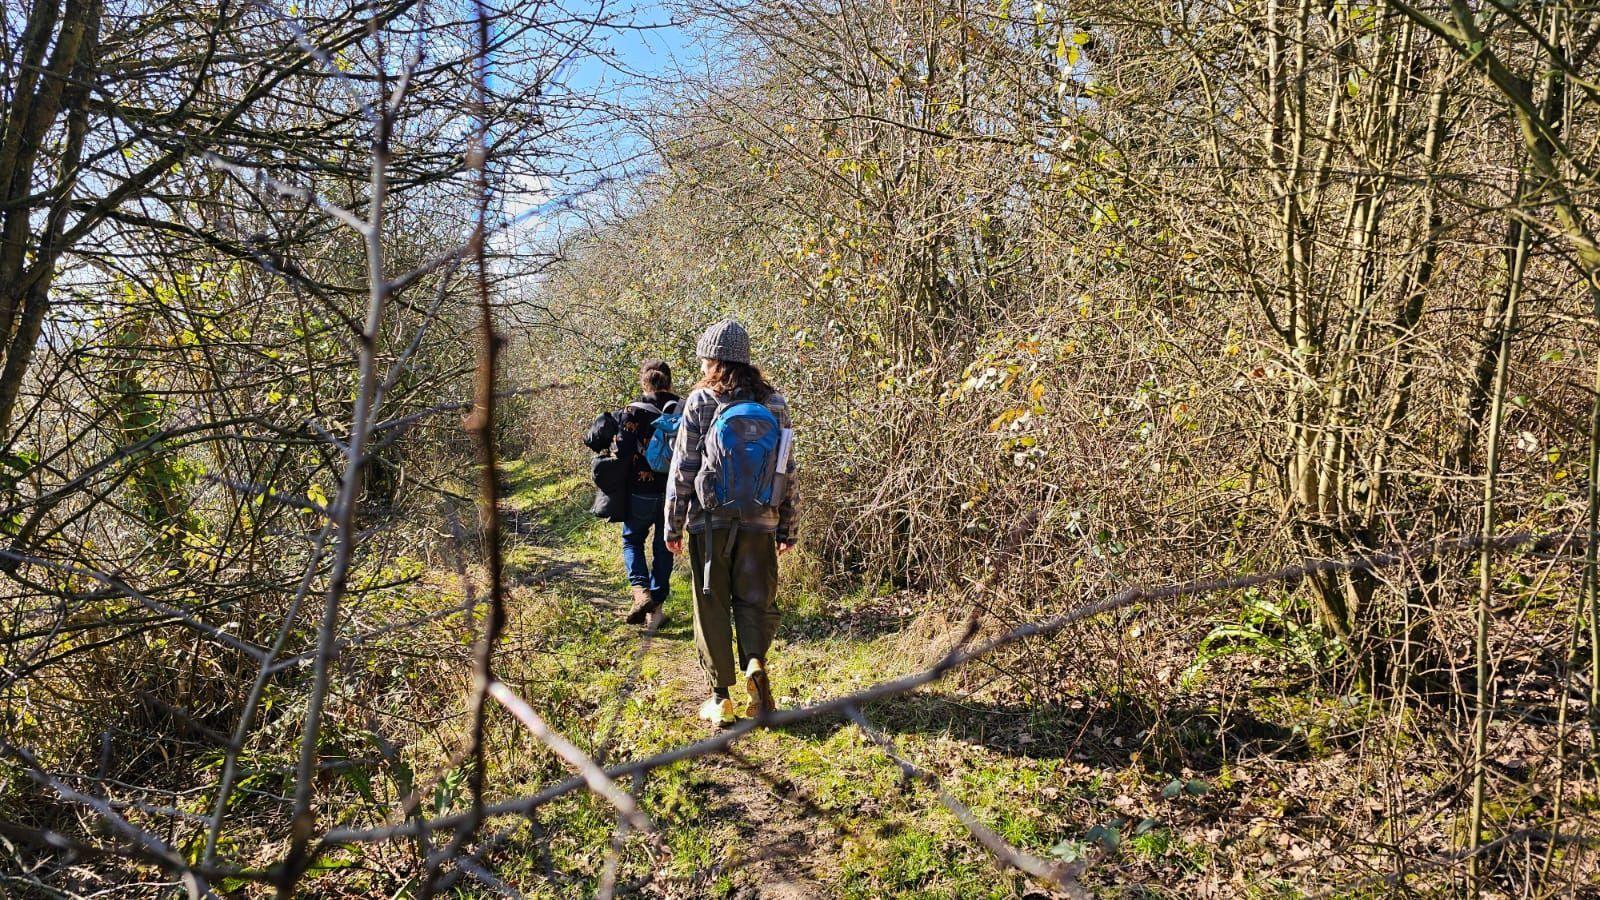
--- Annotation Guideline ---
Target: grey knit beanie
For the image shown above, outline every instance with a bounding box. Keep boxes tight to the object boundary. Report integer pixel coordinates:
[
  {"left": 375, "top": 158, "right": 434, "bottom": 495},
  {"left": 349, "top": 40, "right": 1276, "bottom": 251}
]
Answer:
[{"left": 695, "top": 319, "right": 751, "bottom": 365}]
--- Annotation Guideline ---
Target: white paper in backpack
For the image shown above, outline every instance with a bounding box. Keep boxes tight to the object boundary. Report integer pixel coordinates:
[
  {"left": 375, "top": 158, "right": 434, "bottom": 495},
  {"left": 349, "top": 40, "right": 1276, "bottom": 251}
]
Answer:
[{"left": 775, "top": 427, "right": 794, "bottom": 475}]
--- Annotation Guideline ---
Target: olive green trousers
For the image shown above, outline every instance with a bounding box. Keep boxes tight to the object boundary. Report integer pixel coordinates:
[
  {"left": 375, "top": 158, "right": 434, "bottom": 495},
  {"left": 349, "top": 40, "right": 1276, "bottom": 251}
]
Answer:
[{"left": 688, "top": 526, "right": 780, "bottom": 689}]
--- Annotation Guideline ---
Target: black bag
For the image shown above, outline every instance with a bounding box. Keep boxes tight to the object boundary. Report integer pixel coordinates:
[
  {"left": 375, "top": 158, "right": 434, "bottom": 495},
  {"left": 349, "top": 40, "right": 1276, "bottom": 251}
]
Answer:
[
  {"left": 590, "top": 453, "right": 628, "bottom": 522},
  {"left": 583, "top": 411, "right": 619, "bottom": 453},
  {"left": 584, "top": 411, "right": 628, "bottom": 522}
]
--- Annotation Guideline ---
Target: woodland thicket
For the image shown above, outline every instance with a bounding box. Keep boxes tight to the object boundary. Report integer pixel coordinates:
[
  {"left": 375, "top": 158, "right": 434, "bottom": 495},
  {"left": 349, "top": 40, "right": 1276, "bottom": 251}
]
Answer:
[
  {"left": 532, "top": 0, "right": 1600, "bottom": 892},
  {"left": 4, "top": 0, "right": 1600, "bottom": 895}
]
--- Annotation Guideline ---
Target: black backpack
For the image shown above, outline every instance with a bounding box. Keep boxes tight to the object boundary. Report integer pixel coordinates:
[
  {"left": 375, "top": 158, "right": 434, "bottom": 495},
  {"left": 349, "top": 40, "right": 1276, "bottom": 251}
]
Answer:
[{"left": 584, "top": 411, "right": 628, "bottom": 522}]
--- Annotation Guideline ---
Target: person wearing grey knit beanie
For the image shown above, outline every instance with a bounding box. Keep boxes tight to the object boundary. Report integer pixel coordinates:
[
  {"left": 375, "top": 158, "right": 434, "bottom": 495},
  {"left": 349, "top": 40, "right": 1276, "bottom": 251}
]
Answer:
[
  {"left": 663, "top": 319, "right": 800, "bottom": 727},
  {"left": 695, "top": 318, "right": 751, "bottom": 365}
]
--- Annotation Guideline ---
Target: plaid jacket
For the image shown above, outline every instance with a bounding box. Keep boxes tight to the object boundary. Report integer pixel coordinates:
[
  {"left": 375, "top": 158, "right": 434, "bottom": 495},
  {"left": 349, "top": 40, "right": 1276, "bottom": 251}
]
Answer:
[{"left": 665, "top": 387, "right": 798, "bottom": 543}]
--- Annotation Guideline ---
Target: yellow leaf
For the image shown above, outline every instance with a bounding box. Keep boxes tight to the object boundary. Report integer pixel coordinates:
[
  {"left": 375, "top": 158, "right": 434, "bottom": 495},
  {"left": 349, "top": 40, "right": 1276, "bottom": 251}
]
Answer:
[{"left": 988, "top": 409, "right": 1021, "bottom": 432}]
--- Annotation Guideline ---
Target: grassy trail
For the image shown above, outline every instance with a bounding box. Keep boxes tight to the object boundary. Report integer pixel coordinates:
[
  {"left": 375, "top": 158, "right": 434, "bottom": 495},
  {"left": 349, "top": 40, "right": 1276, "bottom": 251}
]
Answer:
[
  {"left": 496, "top": 458, "right": 830, "bottom": 898},
  {"left": 493, "top": 458, "right": 1249, "bottom": 898},
  {"left": 493, "top": 458, "right": 1101, "bottom": 899}
]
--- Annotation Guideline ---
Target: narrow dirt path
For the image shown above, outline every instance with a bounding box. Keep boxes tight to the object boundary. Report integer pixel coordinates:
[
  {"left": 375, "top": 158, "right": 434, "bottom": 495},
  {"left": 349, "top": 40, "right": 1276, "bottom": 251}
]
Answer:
[
  {"left": 650, "top": 647, "right": 830, "bottom": 899},
  {"left": 499, "top": 465, "right": 832, "bottom": 898}
]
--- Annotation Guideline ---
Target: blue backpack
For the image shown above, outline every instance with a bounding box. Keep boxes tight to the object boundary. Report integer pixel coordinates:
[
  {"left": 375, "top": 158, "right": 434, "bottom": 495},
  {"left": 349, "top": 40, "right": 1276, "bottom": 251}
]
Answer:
[
  {"left": 697, "top": 399, "right": 784, "bottom": 519},
  {"left": 644, "top": 401, "right": 681, "bottom": 474}
]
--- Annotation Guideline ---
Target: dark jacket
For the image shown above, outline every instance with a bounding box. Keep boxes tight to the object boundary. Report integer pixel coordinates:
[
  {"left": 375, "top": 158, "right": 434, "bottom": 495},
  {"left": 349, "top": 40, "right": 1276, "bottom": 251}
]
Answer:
[{"left": 584, "top": 392, "right": 681, "bottom": 495}]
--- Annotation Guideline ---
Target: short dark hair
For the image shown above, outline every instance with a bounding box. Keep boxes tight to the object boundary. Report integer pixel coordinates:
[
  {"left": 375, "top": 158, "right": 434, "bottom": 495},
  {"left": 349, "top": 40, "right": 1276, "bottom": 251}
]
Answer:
[{"left": 640, "top": 359, "right": 671, "bottom": 393}]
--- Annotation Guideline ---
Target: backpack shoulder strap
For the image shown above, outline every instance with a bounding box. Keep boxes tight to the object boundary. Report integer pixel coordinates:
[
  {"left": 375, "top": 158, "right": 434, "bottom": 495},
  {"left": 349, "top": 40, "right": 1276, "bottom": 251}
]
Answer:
[{"left": 693, "top": 388, "right": 729, "bottom": 422}]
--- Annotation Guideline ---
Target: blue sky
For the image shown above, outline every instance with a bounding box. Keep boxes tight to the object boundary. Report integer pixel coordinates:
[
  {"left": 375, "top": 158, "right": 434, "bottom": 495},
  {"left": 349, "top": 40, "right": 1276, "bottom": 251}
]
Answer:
[
  {"left": 501, "top": 1, "right": 716, "bottom": 243},
  {"left": 563, "top": 1, "right": 700, "bottom": 99},
  {"left": 562, "top": 0, "right": 710, "bottom": 169}
]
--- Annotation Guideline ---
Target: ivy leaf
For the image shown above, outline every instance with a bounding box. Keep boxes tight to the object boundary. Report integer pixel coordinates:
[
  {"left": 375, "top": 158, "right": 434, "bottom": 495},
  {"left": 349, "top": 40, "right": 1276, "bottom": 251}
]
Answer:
[
  {"left": 1049, "top": 839, "right": 1086, "bottom": 863},
  {"left": 1085, "top": 819, "right": 1123, "bottom": 850}
]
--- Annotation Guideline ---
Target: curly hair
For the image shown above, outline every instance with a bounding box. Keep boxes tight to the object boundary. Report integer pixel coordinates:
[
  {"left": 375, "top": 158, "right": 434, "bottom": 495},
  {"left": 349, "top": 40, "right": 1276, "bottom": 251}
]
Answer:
[{"left": 696, "top": 358, "right": 773, "bottom": 402}]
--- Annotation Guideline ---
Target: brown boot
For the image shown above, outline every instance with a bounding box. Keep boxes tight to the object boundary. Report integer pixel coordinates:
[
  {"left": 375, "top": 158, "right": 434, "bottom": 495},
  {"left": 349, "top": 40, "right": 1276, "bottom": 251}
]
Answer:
[
  {"left": 625, "top": 587, "right": 658, "bottom": 625},
  {"left": 744, "top": 658, "right": 775, "bottom": 718}
]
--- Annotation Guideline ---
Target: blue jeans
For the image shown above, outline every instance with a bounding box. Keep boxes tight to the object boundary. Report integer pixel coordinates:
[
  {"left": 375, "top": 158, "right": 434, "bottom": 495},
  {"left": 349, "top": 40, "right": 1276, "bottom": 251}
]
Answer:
[{"left": 622, "top": 493, "right": 672, "bottom": 604}]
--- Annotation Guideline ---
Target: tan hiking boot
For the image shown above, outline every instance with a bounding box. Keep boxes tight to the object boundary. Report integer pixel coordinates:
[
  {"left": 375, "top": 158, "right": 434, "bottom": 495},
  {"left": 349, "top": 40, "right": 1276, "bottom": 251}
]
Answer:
[
  {"left": 698, "top": 696, "right": 738, "bottom": 727},
  {"left": 744, "top": 658, "right": 775, "bottom": 718},
  {"left": 625, "top": 586, "right": 657, "bottom": 625},
  {"left": 645, "top": 606, "right": 669, "bottom": 631}
]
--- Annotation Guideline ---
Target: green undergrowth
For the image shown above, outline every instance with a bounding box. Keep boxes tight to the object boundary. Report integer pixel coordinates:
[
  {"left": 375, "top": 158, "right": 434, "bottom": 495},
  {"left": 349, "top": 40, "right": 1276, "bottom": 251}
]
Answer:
[{"left": 482, "top": 458, "right": 1241, "bottom": 898}]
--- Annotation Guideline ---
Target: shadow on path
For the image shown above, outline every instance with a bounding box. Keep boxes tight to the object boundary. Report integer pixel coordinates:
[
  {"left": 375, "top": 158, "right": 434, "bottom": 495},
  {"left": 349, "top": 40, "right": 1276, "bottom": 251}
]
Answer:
[{"left": 776, "top": 689, "right": 1310, "bottom": 775}]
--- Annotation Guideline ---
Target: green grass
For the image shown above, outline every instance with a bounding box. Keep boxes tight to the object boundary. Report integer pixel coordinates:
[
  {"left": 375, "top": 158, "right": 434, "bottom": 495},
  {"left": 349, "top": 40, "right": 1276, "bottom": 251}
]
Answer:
[{"left": 483, "top": 457, "right": 1226, "bottom": 897}]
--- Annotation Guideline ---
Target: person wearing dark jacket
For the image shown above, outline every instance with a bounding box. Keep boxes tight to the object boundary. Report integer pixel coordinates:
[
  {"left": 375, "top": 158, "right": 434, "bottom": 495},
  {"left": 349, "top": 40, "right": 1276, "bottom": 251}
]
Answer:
[{"left": 590, "top": 360, "right": 680, "bottom": 625}]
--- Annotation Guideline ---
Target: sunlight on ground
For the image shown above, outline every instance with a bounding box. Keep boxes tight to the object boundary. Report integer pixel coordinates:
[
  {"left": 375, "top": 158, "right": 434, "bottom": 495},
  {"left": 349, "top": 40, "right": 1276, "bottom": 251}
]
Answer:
[{"left": 488, "top": 458, "right": 1216, "bottom": 898}]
